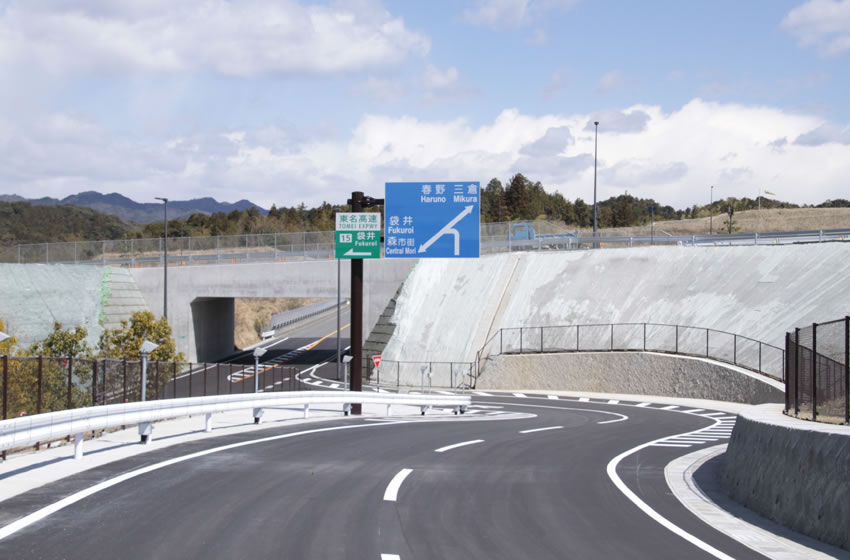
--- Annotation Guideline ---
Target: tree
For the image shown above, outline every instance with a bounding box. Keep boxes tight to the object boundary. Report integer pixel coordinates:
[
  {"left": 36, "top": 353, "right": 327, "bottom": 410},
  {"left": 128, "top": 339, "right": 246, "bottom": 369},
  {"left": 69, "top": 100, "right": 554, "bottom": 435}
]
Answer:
[
  {"left": 0, "top": 319, "right": 18, "bottom": 356},
  {"left": 99, "top": 311, "right": 185, "bottom": 362},
  {"left": 27, "top": 322, "right": 93, "bottom": 358},
  {"left": 574, "top": 198, "right": 590, "bottom": 228}
]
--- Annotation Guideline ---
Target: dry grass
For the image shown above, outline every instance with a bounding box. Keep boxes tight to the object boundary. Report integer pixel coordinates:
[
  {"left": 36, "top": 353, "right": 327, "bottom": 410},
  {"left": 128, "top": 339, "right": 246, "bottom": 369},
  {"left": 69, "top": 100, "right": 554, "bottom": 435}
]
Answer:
[
  {"left": 234, "top": 297, "right": 325, "bottom": 349},
  {"left": 571, "top": 208, "right": 850, "bottom": 237}
]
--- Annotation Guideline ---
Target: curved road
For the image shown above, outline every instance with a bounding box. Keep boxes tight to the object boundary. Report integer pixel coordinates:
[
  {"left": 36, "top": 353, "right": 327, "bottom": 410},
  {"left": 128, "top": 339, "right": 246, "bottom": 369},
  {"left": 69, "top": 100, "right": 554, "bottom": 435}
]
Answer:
[{"left": 0, "top": 393, "right": 768, "bottom": 559}]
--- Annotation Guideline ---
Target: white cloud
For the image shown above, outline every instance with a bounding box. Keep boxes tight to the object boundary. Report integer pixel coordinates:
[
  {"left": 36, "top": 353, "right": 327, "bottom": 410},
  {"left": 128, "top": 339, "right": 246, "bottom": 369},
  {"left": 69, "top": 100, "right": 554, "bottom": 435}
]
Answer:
[
  {"left": 596, "top": 71, "right": 626, "bottom": 93},
  {"left": 423, "top": 64, "right": 460, "bottom": 91},
  {"left": 3, "top": 99, "right": 849, "bottom": 210},
  {"left": 0, "top": 0, "right": 430, "bottom": 76},
  {"left": 585, "top": 109, "right": 650, "bottom": 133},
  {"left": 460, "top": 0, "right": 579, "bottom": 30},
  {"left": 795, "top": 122, "right": 850, "bottom": 144},
  {"left": 782, "top": 0, "right": 850, "bottom": 55}
]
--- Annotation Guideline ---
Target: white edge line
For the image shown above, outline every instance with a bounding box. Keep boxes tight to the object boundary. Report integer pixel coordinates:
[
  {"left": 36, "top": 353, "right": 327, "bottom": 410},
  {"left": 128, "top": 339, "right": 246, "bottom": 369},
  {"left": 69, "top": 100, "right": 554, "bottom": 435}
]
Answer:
[
  {"left": 0, "top": 422, "right": 406, "bottom": 541},
  {"left": 606, "top": 418, "right": 736, "bottom": 560},
  {"left": 519, "top": 426, "right": 563, "bottom": 434},
  {"left": 381, "top": 555, "right": 401, "bottom": 560},
  {"left": 434, "top": 439, "right": 484, "bottom": 453},
  {"left": 383, "top": 468, "right": 414, "bottom": 502}
]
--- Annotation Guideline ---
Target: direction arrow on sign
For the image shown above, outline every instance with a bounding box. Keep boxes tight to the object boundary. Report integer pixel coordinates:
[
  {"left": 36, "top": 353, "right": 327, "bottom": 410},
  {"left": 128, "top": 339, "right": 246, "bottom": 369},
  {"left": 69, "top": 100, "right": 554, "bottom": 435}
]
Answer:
[{"left": 418, "top": 205, "right": 474, "bottom": 255}]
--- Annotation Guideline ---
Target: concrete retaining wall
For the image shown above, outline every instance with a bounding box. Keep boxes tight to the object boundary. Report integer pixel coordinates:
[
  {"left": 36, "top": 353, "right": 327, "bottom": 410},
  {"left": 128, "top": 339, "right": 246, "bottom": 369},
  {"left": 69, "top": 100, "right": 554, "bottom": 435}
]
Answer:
[
  {"left": 477, "top": 352, "right": 784, "bottom": 404},
  {"left": 721, "top": 404, "right": 850, "bottom": 551}
]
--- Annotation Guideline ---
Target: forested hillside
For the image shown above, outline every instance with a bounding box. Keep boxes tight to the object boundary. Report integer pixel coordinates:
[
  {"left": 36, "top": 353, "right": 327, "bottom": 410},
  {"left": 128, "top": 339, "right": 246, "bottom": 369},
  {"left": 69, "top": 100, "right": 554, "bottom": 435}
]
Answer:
[{"left": 0, "top": 202, "right": 134, "bottom": 247}]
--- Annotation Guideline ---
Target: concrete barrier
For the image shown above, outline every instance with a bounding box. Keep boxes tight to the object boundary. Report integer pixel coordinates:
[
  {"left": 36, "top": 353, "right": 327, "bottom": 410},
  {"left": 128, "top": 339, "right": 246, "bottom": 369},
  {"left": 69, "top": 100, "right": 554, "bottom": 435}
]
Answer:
[
  {"left": 477, "top": 352, "right": 783, "bottom": 404},
  {"left": 720, "top": 404, "right": 850, "bottom": 551}
]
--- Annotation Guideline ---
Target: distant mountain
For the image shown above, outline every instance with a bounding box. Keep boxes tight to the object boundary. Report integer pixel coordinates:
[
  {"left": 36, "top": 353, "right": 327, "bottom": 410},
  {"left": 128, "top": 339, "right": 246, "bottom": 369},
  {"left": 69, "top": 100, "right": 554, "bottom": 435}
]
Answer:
[{"left": 0, "top": 191, "right": 267, "bottom": 224}]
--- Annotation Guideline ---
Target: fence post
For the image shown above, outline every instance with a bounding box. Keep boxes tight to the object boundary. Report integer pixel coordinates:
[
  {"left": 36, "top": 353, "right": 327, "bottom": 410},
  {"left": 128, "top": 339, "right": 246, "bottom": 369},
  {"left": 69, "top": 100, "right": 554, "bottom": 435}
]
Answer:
[
  {"left": 705, "top": 329, "right": 709, "bottom": 357},
  {"left": 675, "top": 325, "right": 679, "bottom": 354},
  {"left": 500, "top": 329, "right": 503, "bottom": 355},
  {"left": 217, "top": 363, "right": 221, "bottom": 395},
  {"left": 189, "top": 362, "right": 193, "bottom": 397},
  {"left": 812, "top": 322, "right": 818, "bottom": 422},
  {"left": 173, "top": 362, "right": 177, "bottom": 398},
  {"left": 123, "top": 359, "right": 128, "bottom": 403},
  {"left": 2, "top": 355, "right": 8, "bottom": 421},
  {"left": 795, "top": 327, "right": 800, "bottom": 416},
  {"left": 758, "top": 342, "right": 762, "bottom": 374},
  {"left": 577, "top": 325, "right": 581, "bottom": 351},
  {"left": 520, "top": 328, "right": 523, "bottom": 354},
  {"left": 643, "top": 323, "right": 646, "bottom": 352},
  {"left": 204, "top": 364, "right": 208, "bottom": 396},
  {"left": 610, "top": 324, "right": 614, "bottom": 351},
  {"left": 92, "top": 360, "right": 98, "bottom": 406},
  {"left": 784, "top": 333, "right": 790, "bottom": 412},
  {"left": 540, "top": 327, "right": 544, "bottom": 353},
  {"left": 67, "top": 357, "right": 73, "bottom": 410},
  {"left": 845, "top": 316, "right": 849, "bottom": 425},
  {"left": 733, "top": 335, "right": 737, "bottom": 365},
  {"left": 37, "top": 356, "right": 43, "bottom": 415}
]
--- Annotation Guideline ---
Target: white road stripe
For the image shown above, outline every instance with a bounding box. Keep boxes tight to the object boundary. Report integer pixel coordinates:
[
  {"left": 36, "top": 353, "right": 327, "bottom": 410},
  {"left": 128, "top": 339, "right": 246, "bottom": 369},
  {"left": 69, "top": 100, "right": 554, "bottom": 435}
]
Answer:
[
  {"left": 473, "top": 391, "right": 492, "bottom": 396},
  {"left": 384, "top": 469, "right": 413, "bottom": 502},
  {"left": 681, "top": 409, "right": 705, "bottom": 413},
  {"left": 661, "top": 405, "right": 679, "bottom": 410},
  {"left": 607, "top": 399, "right": 620, "bottom": 404},
  {"left": 381, "top": 555, "right": 401, "bottom": 560},
  {"left": 519, "top": 426, "right": 563, "bottom": 434},
  {"left": 547, "top": 395, "right": 559, "bottom": 400},
  {"left": 330, "top": 383, "right": 340, "bottom": 389},
  {"left": 434, "top": 439, "right": 484, "bottom": 453},
  {"left": 578, "top": 397, "right": 590, "bottom": 402},
  {"left": 635, "top": 402, "right": 651, "bottom": 407},
  {"left": 653, "top": 443, "right": 693, "bottom": 448},
  {"left": 512, "top": 392, "right": 527, "bottom": 398},
  {"left": 437, "top": 391, "right": 455, "bottom": 395},
  {"left": 701, "top": 412, "right": 727, "bottom": 417}
]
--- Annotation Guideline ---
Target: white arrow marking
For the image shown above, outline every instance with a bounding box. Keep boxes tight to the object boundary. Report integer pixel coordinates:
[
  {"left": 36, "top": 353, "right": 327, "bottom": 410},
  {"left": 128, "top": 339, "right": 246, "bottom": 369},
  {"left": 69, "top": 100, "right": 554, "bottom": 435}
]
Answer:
[
  {"left": 344, "top": 248, "right": 373, "bottom": 257},
  {"left": 418, "top": 205, "right": 474, "bottom": 255}
]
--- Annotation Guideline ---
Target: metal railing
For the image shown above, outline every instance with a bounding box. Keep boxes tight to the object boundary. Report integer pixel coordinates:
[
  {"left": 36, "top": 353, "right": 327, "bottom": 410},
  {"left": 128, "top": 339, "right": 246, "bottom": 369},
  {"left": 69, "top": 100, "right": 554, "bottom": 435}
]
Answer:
[
  {"left": 363, "top": 357, "right": 474, "bottom": 393},
  {"left": 785, "top": 317, "right": 849, "bottom": 425},
  {"left": 3, "top": 226, "right": 848, "bottom": 268},
  {"left": 0, "top": 356, "right": 299, "bottom": 423},
  {"left": 475, "top": 323, "right": 785, "bottom": 382}
]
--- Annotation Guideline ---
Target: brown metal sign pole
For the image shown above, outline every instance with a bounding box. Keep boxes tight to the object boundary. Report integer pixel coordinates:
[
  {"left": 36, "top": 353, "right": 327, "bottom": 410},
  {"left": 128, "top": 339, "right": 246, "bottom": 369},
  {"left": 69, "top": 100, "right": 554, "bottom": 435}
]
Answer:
[{"left": 349, "top": 191, "right": 364, "bottom": 415}]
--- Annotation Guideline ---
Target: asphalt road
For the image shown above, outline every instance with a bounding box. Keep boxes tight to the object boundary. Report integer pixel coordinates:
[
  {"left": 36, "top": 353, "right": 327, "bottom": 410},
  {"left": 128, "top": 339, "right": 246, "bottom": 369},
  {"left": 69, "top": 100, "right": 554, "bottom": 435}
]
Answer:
[{"left": 0, "top": 393, "right": 769, "bottom": 559}]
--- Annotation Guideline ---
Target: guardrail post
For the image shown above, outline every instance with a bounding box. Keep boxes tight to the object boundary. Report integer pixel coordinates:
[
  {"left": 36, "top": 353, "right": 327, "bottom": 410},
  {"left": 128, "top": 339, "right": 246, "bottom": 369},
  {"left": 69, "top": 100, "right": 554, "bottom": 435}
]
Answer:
[
  {"left": 812, "top": 322, "right": 818, "bottom": 421},
  {"left": 784, "top": 333, "right": 790, "bottom": 412},
  {"left": 754, "top": 232, "right": 759, "bottom": 245},
  {"left": 795, "top": 327, "right": 800, "bottom": 416},
  {"left": 37, "top": 356, "right": 43, "bottom": 415}
]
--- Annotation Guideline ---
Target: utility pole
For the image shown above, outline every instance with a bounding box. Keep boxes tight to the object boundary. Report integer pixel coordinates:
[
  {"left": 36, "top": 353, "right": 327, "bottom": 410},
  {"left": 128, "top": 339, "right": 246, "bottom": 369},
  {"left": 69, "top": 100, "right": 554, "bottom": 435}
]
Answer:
[
  {"left": 593, "top": 121, "right": 599, "bottom": 237},
  {"left": 155, "top": 197, "right": 169, "bottom": 318},
  {"left": 346, "top": 191, "right": 384, "bottom": 415}
]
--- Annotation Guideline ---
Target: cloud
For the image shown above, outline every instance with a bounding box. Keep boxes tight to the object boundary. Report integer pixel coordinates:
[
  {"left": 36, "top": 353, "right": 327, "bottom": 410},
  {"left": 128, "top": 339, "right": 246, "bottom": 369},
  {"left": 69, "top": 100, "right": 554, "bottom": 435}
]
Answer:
[
  {"left": 782, "top": 0, "right": 850, "bottom": 55},
  {"left": 0, "top": 0, "right": 431, "bottom": 76},
  {"left": 460, "top": 0, "right": 580, "bottom": 30},
  {"left": 794, "top": 122, "right": 850, "bottom": 145},
  {"left": 520, "top": 126, "right": 574, "bottom": 157},
  {"left": 596, "top": 71, "right": 625, "bottom": 93},
  {"left": 584, "top": 109, "right": 651, "bottom": 134},
  {"left": 423, "top": 64, "right": 460, "bottom": 91},
  {"left": 4, "top": 99, "right": 850, "bottom": 210}
]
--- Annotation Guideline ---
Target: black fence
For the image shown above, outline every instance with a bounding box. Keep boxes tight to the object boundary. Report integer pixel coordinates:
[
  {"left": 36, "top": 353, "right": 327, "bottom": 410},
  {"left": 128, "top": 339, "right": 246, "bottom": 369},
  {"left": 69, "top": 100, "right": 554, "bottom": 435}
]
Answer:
[
  {"left": 785, "top": 317, "right": 849, "bottom": 424},
  {"left": 1, "top": 356, "right": 300, "bottom": 421},
  {"left": 477, "top": 322, "right": 786, "bottom": 382}
]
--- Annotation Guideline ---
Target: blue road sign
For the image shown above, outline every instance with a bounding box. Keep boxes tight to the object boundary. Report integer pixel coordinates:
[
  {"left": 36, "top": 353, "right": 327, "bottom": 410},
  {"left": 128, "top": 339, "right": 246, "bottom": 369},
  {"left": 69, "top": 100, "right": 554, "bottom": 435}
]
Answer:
[{"left": 384, "top": 182, "right": 480, "bottom": 258}]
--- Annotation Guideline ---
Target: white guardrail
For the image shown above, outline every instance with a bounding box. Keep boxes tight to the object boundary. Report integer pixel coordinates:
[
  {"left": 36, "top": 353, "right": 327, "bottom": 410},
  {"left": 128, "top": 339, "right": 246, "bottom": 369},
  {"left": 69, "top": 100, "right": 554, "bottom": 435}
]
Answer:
[{"left": 0, "top": 391, "right": 471, "bottom": 460}]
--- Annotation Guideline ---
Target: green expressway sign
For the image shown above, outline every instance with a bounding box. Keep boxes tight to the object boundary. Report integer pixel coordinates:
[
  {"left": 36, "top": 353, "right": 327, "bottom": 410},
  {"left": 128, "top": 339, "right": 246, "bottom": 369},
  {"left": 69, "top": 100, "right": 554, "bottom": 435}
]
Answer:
[{"left": 335, "top": 212, "right": 381, "bottom": 259}]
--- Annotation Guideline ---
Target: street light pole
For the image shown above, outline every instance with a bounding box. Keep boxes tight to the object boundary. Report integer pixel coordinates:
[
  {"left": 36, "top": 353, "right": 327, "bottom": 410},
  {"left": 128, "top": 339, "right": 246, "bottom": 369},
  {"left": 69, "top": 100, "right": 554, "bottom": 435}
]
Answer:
[
  {"left": 709, "top": 186, "right": 714, "bottom": 235},
  {"left": 155, "top": 198, "right": 169, "bottom": 319},
  {"left": 593, "top": 121, "right": 599, "bottom": 237}
]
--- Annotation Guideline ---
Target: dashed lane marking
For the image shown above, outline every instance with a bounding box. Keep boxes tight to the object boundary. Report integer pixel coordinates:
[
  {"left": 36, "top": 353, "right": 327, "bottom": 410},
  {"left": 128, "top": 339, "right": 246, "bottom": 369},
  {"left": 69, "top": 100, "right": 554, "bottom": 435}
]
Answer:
[
  {"left": 636, "top": 402, "right": 651, "bottom": 407},
  {"left": 383, "top": 469, "right": 413, "bottom": 502},
  {"left": 519, "top": 426, "right": 563, "bottom": 434},
  {"left": 434, "top": 439, "right": 484, "bottom": 453},
  {"left": 547, "top": 395, "right": 559, "bottom": 400},
  {"left": 512, "top": 393, "right": 527, "bottom": 398}
]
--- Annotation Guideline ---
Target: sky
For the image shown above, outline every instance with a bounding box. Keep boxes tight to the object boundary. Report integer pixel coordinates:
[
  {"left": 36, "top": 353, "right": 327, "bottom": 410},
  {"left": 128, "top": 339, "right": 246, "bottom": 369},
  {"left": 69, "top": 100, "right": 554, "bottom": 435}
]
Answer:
[{"left": 0, "top": 0, "right": 849, "bottom": 211}]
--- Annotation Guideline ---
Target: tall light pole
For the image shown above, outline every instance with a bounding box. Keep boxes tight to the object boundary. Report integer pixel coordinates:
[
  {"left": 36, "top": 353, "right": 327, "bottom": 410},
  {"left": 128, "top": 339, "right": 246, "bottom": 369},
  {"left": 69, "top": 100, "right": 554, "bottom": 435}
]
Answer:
[
  {"left": 709, "top": 186, "right": 714, "bottom": 235},
  {"left": 154, "top": 197, "right": 168, "bottom": 319},
  {"left": 593, "top": 121, "right": 599, "bottom": 236}
]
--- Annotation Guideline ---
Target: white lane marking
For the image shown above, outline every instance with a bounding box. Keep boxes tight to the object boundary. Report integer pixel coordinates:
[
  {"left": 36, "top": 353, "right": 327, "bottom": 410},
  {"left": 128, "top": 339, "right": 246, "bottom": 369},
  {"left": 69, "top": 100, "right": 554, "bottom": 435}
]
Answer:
[
  {"left": 578, "top": 397, "right": 590, "bottom": 402},
  {"left": 636, "top": 402, "right": 651, "bottom": 407},
  {"left": 607, "top": 418, "right": 737, "bottom": 560},
  {"left": 597, "top": 415, "right": 628, "bottom": 425},
  {"left": 381, "top": 555, "right": 401, "bottom": 560},
  {"left": 383, "top": 469, "right": 413, "bottom": 502},
  {"left": 330, "top": 383, "right": 340, "bottom": 389},
  {"left": 512, "top": 392, "right": 527, "bottom": 398},
  {"left": 476, "top": 401, "right": 628, "bottom": 424},
  {"left": 607, "top": 399, "right": 620, "bottom": 404},
  {"left": 434, "top": 439, "right": 484, "bottom": 453},
  {"left": 473, "top": 391, "right": 492, "bottom": 396},
  {"left": 654, "top": 443, "right": 693, "bottom": 448},
  {"left": 0, "top": 422, "right": 403, "bottom": 542},
  {"left": 700, "top": 412, "right": 727, "bottom": 417},
  {"left": 681, "top": 409, "right": 704, "bottom": 413},
  {"left": 547, "top": 395, "right": 559, "bottom": 400},
  {"left": 519, "top": 426, "right": 563, "bottom": 434},
  {"left": 661, "top": 405, "right": 680, "bottom": 410},
  {"left": 436, "top": 391, "right": 455, "bottom": 395}
]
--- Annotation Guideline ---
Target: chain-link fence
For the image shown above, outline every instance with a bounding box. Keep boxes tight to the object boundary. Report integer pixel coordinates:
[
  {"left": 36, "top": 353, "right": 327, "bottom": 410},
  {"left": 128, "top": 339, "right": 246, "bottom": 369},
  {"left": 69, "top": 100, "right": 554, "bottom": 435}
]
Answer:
[
  {"left": 786, "top": 317, "right": 849, "bottom": 425},
  {"left": 476, "top": 322, "right": 785, "bottom": 383},
  {"left": 1, "top": 356, "right": 300, "bottom": 421},
  {"left": 362, "top": 356, "right": 474, "bottom": 393}
]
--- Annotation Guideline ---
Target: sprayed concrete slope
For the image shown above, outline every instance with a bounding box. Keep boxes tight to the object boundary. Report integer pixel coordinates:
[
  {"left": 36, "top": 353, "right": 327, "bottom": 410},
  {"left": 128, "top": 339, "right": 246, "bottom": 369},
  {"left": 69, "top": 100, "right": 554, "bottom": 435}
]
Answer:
[{"left": 383, "top": 243, "right": 850, "bottom": 368}]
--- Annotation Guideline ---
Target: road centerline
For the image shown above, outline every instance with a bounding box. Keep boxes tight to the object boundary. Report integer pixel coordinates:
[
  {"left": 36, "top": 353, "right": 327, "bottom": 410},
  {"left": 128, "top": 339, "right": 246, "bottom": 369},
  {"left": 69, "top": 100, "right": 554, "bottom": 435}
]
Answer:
[
  {"left": 434, "top": 439, "right": 484, "bottom": 453},
  {"left": 383, "top": 468, "right": 413, "bottom": 502},
  {"left": 519, "top": 426, "right": 563, "bottom": 434}
]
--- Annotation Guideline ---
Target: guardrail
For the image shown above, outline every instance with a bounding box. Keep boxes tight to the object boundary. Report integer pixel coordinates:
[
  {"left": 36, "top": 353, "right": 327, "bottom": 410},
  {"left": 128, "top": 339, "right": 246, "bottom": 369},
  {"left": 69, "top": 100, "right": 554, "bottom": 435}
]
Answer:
[
  {"left": 785, "top": 317, "right": 849, "bottom": 425},
  {"left": 0, "top": 391, "right": 471, "bottom": 460},
  {"left": 3, "top": 227, "right": 848, "bottom": 268},
  {"left": 475, "top": 323, "right": 785, "bottom": 382},
  {"left": 266, "top": 299, "right": 347, "bottom": 332}
]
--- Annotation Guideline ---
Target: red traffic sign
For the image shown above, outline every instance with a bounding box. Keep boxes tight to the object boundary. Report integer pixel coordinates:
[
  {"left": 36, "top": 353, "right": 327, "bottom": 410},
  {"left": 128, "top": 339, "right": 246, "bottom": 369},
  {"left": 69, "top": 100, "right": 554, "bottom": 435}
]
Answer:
[{"left": 371, "top": 355, "right": 382, "bottom": 368}]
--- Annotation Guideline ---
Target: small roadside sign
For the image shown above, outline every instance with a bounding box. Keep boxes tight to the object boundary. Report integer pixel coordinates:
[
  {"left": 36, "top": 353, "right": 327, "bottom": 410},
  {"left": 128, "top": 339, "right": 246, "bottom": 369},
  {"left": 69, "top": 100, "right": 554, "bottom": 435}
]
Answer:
[
  {"left": 371, "top": 355, "right": 382, "bottom": 368},
  {"left": 336, "top": 212, "right": 381, "bottom": 259}
]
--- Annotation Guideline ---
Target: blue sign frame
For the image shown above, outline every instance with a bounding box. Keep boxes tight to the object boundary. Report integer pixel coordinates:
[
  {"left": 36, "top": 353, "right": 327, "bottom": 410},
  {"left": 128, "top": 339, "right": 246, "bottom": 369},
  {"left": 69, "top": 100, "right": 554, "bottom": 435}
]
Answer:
[{"left": 384, "top": 182, "right": 480, "bottom": 258}]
